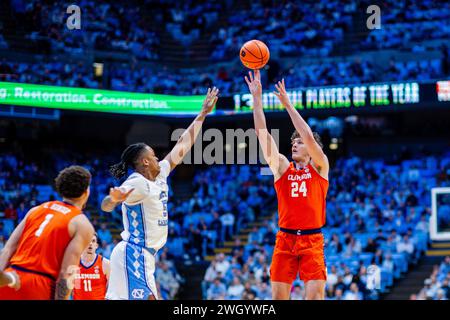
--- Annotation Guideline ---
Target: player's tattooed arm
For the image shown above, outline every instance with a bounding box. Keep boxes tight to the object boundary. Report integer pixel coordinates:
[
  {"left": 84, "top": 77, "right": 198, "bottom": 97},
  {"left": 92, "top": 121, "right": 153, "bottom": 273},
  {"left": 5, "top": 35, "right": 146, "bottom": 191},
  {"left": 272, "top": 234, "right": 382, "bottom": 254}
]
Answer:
[
  {"left": 55, "top": 278, "right": 71, "bottom": 300},
  {"left": 101, "top": 187, "right": 134, "bottom": 212},
  {"left": 164, "top": 87, "right": 219, "bottom": 171}
]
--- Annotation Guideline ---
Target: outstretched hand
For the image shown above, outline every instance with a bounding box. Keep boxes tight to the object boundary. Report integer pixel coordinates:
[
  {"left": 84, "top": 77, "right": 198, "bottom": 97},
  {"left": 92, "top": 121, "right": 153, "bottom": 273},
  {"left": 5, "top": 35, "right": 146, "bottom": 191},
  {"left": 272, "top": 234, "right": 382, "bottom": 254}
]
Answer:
[
  {"left": 244, "top": 69, "right": 262, "bottom": 96},
  {"left": 200, "top": 87, "right": 219, "bottom": 116},
  {"left": 273, "top": 78, "right": 292, "bottom": 109},
  {"left": 109, "top": 187, "right": 134, "bottom": 203}
]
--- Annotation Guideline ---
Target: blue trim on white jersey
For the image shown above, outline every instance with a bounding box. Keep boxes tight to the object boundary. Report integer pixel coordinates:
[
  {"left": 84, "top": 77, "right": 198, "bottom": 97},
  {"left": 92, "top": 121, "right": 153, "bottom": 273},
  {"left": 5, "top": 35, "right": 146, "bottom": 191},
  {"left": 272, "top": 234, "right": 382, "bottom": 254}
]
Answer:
[
  {"left": 125, "top": 243, "right": 131, "bottom": 300},
  {"left": 140, "top": 203, "right": 148, "bottom": 246},
  {"left": 124, "top": 242, "right": 154, "bottom": 300},
  {"left": 124, "top": 203, "right": 145, "bottom": 246}
]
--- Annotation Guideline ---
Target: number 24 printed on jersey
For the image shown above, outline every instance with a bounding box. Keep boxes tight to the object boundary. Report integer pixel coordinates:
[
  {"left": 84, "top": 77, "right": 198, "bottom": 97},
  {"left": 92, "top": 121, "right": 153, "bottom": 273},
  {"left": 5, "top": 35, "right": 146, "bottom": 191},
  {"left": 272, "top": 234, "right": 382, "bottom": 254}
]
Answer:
[{"left": 291, "top": 181, "right": 307, "bottom": 197}]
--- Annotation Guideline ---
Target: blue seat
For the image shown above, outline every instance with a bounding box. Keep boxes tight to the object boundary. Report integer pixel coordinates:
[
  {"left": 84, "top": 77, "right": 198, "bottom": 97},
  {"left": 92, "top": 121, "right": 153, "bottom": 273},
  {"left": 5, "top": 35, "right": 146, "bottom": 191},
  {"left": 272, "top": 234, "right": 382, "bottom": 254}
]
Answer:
[{"left": 359, "top": 253, "right": 374, "bottom": 266}]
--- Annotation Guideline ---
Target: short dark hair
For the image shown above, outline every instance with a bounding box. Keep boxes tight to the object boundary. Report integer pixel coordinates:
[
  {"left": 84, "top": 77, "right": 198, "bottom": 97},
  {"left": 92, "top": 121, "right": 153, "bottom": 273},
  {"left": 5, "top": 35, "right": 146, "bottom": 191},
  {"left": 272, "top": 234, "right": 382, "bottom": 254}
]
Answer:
[
  {"left": 54, "top": 165, "right": 91, "bottom": 199},
  {"left": 291, "top": 131, "right": 323, "bottom": 149}
]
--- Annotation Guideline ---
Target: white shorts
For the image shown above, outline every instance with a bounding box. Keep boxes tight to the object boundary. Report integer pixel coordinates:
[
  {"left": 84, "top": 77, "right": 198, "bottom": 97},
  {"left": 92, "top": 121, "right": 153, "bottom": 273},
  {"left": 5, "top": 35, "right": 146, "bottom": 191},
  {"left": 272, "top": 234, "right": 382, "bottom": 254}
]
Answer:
[{"left": 105, "top": 241, "right": 158, "bottom": 300}]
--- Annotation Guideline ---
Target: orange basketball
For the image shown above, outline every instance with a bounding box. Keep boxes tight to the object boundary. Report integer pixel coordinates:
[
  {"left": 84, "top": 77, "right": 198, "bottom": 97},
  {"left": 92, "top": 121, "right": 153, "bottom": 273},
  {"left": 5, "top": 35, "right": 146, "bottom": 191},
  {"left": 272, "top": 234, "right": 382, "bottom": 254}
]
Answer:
[{"left": 239, "top": 40, "right": 270, "bottom": 70}]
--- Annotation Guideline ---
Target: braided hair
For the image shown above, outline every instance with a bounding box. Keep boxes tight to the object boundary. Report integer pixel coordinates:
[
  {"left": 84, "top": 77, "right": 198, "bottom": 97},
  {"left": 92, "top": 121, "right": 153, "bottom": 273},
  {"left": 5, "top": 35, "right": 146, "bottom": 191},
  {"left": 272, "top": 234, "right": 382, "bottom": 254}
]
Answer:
[{"left": 110, "top": 143, "right": 148, "bottom": 180}]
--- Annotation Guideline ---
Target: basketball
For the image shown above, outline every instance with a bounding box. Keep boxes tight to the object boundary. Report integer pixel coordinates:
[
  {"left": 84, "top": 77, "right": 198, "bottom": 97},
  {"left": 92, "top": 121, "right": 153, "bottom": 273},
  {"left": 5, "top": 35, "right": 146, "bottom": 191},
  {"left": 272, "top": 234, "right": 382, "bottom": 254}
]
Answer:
[{"left": 239, "top": 40, "right": 270, "bottom": 70}]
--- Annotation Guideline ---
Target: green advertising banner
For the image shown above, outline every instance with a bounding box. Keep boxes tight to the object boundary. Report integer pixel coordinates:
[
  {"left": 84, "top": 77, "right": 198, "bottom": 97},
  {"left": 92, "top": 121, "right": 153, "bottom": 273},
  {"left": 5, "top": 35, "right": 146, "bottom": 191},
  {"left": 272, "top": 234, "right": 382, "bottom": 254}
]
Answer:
[{"left": 0, "top": 81, "right": 205, "bottom": 115}]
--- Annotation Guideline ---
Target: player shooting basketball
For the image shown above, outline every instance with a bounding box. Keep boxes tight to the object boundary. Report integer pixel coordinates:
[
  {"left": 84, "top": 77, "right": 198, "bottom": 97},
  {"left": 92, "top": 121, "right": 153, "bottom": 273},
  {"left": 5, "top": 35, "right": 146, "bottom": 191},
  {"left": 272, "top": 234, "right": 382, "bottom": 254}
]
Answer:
[{"left": 245, "top": 70, "right": 329, "bottom": 300}]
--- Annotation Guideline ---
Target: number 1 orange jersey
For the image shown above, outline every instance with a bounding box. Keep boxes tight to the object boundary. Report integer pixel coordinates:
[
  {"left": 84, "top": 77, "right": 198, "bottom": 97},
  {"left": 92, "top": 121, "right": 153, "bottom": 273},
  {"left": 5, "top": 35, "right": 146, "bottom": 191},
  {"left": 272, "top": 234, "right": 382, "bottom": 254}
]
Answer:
[
  {"left": 274, "top": 163, "right": 328, "bottom": 229},
  {"left": 72, "top": 255, "right": 108, "bottom": 300},
  {"left": 8, "top": 201, "right": 82, "bottom": 281}
]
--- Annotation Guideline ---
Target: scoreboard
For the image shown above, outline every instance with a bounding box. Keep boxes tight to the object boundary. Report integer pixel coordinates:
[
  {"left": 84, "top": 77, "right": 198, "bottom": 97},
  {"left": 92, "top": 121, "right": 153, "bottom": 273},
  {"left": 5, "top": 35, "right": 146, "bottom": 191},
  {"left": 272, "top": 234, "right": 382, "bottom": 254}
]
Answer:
[
  {"left": 228, "top": 81, "right": 447, "bottom": 115},
  {"left": 0, "top": 80, "right": 449, "bottom": 117}
]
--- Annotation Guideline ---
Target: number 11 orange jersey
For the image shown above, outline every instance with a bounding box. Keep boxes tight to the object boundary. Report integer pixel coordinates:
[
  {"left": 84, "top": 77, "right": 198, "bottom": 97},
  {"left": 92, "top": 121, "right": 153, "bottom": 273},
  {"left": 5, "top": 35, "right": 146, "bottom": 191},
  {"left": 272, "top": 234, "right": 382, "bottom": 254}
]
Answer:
[{"left": 72, "top": 255, "right": 108, "bottom": 300}]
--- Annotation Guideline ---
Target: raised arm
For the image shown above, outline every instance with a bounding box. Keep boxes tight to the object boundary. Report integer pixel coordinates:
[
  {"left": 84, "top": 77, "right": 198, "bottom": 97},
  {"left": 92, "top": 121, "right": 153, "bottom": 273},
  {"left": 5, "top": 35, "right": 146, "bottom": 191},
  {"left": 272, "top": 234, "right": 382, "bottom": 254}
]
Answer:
[
  {"left": 55, "top": 214, "right": 94, "bottom": 300},
  {"left": 274, "top": 79, "right": 329, "bottom": 178},
  {"left": 245, "top": 70, "right": 289, "bottom": 180},
  {"left": 164, "top": 87, "right": 219, "bottom": 171}
]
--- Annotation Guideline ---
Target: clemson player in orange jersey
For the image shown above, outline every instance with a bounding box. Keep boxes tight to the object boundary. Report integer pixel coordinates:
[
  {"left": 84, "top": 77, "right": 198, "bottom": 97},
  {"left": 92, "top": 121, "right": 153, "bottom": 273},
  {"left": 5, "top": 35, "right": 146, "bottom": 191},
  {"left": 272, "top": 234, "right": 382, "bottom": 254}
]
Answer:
[
  {"left": 0, "top": 166, "right": 95, "bottom": 300},
  {"left": 72, "top": 233, "right": 110, "bottom": 300},
  {"left": 245, "top": 70, "right": 329, "bottom": 300}
]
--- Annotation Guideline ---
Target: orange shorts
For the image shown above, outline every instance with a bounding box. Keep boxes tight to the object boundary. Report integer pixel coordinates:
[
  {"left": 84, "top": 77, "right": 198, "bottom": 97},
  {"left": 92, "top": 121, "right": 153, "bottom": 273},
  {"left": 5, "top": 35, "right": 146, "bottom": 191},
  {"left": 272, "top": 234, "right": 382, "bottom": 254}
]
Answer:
[
  {"left": 0, "top": 268, "right": 55, "bottom": 300},
  {"left": 270, "top": 231, "right": 327, "bottom": 284}
]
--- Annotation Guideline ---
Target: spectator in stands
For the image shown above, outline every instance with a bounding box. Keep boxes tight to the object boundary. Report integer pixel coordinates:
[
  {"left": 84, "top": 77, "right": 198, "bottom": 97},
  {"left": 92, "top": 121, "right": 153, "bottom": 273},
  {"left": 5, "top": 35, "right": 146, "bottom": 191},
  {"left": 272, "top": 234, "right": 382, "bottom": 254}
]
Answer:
[
  {"left": 327, "top": 265, "right": 339, "bottom": 288},
  {"left": 100, "top": 239, "right": 114, "bottom": 259},
  {"left": 207, "top": 277, "right": 227, "bottom": 300},
  {"left": 364, "top": 238, "right": 378, "bottom": 253},
  {"left": 4, "top": 203, "right": 17, "bottom": 222},
  {"left": 186, "top": 223, "right": 202, "bottom": 259},
  {"left": 220, "top": 211, "right": 235, "bottom": 241},
  {"left": 227, "top": 277, "right": 244, "bottom": 299},
  {"left": 242, "top": 282, "right": 257, "bottom": 300},
  {"left": 332, "top": 288, "right": 344, "bottom": 300},
  {"left": 0, "top": 235, "right": 4, "bottom": 250},
  {"left": 16, "top": 202, "right": 27, "bottom": 223},
  {"left": 210, "top": 211, "right": 223, "bottom": 245},
  {"left": 0, "top": 222, "right": 6, "bottom": 239},
  {"left": 156, "top": 261, "right": 180, "bottom": 299},
  {"left": 382, "top": 253, "right": 395, "bottom": 273},
  {"left": 257, "top": 282, "right": 272, "bottom": 300},
  {"left": 343, "top": 236, "right": 362, "bottom": 257},
  {"left": 396, "top": 234, "right": 415, "bottom": 256},
  {"left": 290, "top": 284, "right": 305, "bottom": 300},
  {"left": 344, "top": 283, "right": 363, "bottom": 300},
  {"left": 439, "top": 256, "right": 450, "bottom": 275},
  {"left": 248, "top": 226, "right": 263, "bottom": 244},
  {"left": 334, "top": 275, "right": 347, "bottom": 293},
  {"left": 440, "top": 279, "right": 450, "bottom": 300},
  {"left": 97, "top": 222, "right": 113, "bottom": 244},
  {"left": 415, "top": 214, "right": 429, "bottom": 233},
  {"left": 329, "top": 233, "right": 343, "bottom": 254},
  {"left": 203, "top": 260, "right": 219, "bottom": 297},
  {"left": 343, "top": 266, "right": 354, "bottom": 286},
  {"left": 215, "top": 253, "right": 230, "bottom": 276},
  {"left": 435, "top": 288, "right": 448, "bottom": 301}
]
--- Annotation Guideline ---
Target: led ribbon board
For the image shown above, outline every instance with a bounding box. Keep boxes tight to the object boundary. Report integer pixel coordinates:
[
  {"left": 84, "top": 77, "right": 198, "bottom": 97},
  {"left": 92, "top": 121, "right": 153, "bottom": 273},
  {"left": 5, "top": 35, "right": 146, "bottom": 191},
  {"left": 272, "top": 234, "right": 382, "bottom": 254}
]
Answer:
[
  {"left": 0, "top": 82, "right": 205, "bottom": 115},
  {"left": 233, "top": 82, "right": 422, "bottom": 112}
]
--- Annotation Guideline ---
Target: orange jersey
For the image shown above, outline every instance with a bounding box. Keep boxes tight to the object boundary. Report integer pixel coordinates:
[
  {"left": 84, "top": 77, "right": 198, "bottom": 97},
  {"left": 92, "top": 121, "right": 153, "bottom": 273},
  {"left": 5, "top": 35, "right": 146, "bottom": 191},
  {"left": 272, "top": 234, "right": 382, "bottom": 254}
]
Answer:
[
  {"left": 274, "top": 163, "right": 328, "bottom": 230},
  {"left": 72, "top": 255, "right": 108, "bottom": 300},
  {"left": 9, "top": 201, "right": 82, "bottom": 281}
]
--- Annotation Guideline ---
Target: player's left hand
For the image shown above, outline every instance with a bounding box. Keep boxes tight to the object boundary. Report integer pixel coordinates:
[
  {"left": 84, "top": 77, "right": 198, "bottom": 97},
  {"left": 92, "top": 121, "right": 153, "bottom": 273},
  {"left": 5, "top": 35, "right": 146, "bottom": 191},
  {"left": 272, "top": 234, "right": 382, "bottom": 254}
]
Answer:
[
  {"left": 109, "top": 187, "right": 134, "bottom": 203},
  {"left": 200, "top": 87, "right": 219, "bottom": 116},
  {"left": 273, "top": 78, "right": 293, "bottom": 109}
]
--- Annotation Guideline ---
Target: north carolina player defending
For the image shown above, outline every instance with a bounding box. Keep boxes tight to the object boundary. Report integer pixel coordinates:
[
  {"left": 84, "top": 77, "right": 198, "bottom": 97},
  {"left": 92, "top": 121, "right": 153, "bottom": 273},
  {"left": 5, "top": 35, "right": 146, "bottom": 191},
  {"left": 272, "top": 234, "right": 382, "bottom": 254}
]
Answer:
[
  {"left": 101, "top": 87, "right": 219, "bottom": 300},
  {"left": 72, "top": 234, "right": 110, "bottom": 300},
  {"left": 0, "top": 166, "right": 95, "bottom": 300},
  {"left": 245, "top": 70, "right": 329, "bottom": 300}
]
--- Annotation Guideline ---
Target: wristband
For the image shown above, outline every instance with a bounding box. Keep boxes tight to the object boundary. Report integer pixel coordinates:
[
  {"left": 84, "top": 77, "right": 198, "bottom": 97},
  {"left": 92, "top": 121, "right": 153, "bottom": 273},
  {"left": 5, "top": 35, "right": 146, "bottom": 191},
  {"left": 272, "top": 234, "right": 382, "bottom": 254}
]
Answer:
[{"left": 5, "top": 272, "right": 17, "bottom": 288}]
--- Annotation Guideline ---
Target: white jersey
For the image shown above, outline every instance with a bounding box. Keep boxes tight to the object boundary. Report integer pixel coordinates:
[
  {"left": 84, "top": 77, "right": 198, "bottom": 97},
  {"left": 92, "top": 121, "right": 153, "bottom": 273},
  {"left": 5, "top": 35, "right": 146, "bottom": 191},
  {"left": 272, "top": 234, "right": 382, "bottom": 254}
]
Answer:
[{"left": 119, "top": 160, "right": 170, "bottom": 251}]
